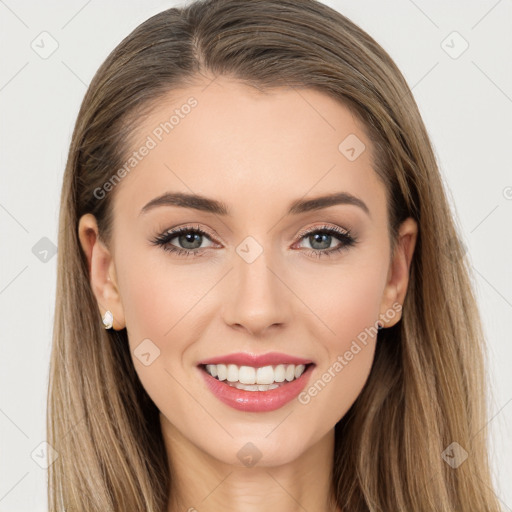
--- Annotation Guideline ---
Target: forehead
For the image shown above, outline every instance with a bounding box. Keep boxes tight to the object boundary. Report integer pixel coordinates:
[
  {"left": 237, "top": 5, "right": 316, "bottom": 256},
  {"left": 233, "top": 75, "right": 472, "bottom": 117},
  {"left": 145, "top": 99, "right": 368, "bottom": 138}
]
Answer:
[{"left": 112, "top": 76, "right": 385, "bottom": 222}]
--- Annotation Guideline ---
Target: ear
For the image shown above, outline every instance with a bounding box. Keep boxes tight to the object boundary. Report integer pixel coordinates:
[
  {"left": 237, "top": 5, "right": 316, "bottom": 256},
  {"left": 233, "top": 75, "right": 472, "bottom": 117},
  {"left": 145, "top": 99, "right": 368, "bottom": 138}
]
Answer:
[
  {"left": 77, "top": 213, "right": 126, "bottom": 330},
  {"left": 379, "top": 217, "right": 418, "bottom": 328}
]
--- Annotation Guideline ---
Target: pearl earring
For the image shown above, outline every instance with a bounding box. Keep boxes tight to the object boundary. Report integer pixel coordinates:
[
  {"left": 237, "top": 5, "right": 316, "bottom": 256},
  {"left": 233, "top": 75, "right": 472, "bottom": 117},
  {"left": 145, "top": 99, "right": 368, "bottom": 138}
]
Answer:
[{"left": 102, "top": 310, "right": 114, "bottom": 329}]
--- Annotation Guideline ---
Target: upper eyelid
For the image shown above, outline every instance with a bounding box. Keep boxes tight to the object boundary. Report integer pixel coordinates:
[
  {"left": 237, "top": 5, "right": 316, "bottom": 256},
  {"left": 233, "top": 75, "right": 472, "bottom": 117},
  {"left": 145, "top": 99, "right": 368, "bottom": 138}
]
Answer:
[
  {"left": 166, "top": 225, "right": 218, "bottom": 243},
  {"left": 163, "top": 223, "right": 349, "bottom": 236},
  {"left": 296, "top": 224, "right": 351, "bottom": 237}
]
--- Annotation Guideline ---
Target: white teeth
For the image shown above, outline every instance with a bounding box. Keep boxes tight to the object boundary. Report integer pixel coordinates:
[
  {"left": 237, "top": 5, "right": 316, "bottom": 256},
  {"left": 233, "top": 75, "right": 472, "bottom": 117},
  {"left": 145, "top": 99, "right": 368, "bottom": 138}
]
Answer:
[
  {"left": 216, "top": 364, "right": 227, "bottom": 381},
  {"left": 226, "top": 364, "right": 238, "bottom": 382},
  {"left": 256, "top": 365, "right": 274, "bottom": 384},
  {"left": 206, "top": 364, "right": 217, "bottom": 378},
  {"left": 204, "top": 363, "right": 308, "bottom": 385},
  {"left": 239, "top": 366, "right": 256, "bottom": 384},
  {"left": 274, "top": 364, "right": 286, "bottom": 382},
  {"left": 228, "top": 382, "right": 280, "bottom": 391}
]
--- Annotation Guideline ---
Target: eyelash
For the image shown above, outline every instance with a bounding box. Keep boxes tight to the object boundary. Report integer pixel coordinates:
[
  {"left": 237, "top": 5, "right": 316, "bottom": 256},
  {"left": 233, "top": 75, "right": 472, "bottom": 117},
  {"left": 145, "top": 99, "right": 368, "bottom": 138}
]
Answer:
[{"left": 150, "top": 224, "right": 357, "bottom": 259}]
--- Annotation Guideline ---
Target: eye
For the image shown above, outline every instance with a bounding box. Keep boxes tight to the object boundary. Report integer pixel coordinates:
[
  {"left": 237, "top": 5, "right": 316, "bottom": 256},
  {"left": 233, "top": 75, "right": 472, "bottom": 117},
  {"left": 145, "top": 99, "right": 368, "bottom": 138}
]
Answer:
[
  {"left": 150, "top": 224, "right": 217, "bottom": 258},
  {"left": 150, "top": 223, "right": 358, "bottom": 259},
  {"left": 294, "top": 224, "right": 357, "bottom": 258}
]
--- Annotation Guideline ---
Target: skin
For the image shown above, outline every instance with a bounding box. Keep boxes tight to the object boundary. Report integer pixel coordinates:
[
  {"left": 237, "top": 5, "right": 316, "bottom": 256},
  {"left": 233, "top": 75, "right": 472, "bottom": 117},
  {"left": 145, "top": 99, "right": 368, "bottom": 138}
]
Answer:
[{"left": 78, "top": 75, "right": 417, "bottom": 512}]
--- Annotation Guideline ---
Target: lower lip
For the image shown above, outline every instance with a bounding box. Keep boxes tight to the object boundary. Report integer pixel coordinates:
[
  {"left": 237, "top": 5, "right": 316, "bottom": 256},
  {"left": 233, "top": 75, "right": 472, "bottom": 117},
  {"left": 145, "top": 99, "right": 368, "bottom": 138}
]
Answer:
[{"left": 199, "top": 364, "right": 315, "bottom": 412}]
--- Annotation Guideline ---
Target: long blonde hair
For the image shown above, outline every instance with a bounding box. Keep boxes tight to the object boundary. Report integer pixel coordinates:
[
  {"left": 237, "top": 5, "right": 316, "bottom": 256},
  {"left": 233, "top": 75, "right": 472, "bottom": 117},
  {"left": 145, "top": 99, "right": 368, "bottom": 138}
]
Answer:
[{"left": 48, "top": 0, "right": 502, "bottom": 510}]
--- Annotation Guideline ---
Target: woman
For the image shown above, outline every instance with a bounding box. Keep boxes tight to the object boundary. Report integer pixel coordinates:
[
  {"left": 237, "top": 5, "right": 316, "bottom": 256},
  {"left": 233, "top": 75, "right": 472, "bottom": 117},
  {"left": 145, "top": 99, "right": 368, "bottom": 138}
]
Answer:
[{"left": 47, "top": 0, "right": 502, "bottom": 510}]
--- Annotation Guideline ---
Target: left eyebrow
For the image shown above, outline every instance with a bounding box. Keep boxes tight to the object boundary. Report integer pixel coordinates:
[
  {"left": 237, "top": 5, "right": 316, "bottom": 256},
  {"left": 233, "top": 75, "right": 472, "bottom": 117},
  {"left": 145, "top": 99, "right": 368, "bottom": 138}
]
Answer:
[
  {"left": 139, "top": 191, "right": 370, "bottom": 218},
  {"left": 287, "top": 192, "right": 370, "bottom": 217}
]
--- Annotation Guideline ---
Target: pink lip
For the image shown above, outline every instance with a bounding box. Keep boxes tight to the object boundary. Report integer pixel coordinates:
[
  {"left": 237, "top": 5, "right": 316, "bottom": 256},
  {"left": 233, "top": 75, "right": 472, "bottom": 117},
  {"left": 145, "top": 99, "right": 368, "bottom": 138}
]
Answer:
[
  {"left": 197, "top": 352, "right": 314, "bottom": 367},
  {"left": 198, "top": 363, "right": 315, "bottom": 412}
]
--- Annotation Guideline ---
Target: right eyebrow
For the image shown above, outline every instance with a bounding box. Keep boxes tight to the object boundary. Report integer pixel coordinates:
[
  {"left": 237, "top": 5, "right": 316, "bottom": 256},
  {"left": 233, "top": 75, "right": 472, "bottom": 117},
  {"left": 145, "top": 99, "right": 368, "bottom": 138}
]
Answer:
[{"left": 140, "top": 192, "right": 230, "bottom": 216}]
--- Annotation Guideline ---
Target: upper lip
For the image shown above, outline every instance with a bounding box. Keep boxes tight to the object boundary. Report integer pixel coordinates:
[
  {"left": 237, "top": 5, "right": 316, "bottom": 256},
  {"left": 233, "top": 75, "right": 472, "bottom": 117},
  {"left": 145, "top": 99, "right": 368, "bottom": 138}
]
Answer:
[{"left": 197, "top": 352, "right": 314, "bottom": 367}]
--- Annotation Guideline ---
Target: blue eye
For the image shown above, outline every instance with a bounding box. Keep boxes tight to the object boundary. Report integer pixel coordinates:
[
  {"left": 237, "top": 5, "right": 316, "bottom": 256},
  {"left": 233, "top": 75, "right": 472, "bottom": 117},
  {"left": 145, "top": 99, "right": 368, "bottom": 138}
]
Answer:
[
  {"left": 150, "top": 224, "right": 215, "bottom": 258},
  {"left": 150, "top": 224, "right": 357, "bottom": 259},
  {"left": 294, "top": 224, "right": 357, "bottom": 258}
]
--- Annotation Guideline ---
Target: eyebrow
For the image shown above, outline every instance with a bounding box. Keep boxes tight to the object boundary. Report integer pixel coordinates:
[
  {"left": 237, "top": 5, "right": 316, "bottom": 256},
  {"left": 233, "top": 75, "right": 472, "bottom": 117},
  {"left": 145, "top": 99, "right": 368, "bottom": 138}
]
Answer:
[{"left": 139, "top": 191, "right": 370, "bottom": 217}]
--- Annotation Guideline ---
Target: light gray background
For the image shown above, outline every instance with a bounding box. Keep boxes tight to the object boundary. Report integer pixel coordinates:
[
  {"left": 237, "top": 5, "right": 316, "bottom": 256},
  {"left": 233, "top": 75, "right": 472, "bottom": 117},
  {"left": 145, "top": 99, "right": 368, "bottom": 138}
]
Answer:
[{"left": 1, "top": 1, "right": 511, "bottom": 510}]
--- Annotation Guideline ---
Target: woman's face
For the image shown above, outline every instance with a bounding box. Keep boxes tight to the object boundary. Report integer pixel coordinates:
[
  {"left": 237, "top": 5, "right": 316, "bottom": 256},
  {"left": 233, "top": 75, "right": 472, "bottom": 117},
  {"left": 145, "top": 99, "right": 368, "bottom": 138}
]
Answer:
[{"left": 80, "top": 75, "right": 416, "bottom": 467}]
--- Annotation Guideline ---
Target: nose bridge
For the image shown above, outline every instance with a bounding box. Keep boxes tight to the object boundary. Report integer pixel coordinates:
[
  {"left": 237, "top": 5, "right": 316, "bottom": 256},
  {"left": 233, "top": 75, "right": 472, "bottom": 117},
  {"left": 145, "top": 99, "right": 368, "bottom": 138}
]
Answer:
[{"left": 222, "top": 237, "right": 289, "bottom": 335}]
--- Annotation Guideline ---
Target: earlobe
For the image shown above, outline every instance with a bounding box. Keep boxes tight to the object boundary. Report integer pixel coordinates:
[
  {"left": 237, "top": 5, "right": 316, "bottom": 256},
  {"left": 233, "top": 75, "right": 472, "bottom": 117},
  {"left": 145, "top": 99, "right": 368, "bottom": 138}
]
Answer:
[
  {"left": 379, "top": 217, "right": 418, "bottom": 328},
  {"left": 77, "top": 213, "right": 126, "bottom": 330}
]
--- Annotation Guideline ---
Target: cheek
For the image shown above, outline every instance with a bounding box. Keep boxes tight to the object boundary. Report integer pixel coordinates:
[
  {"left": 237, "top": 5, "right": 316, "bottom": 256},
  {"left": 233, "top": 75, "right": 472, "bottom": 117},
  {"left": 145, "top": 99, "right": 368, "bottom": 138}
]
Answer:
[
  {"left": 117, "top": 243, "right": 211, "bottom": 343},
  {"left": 296, "top": 255, "right": 387, "bottom": 345},
  {"left": 113, "top": 247, "right": 201, "bottom": 386},
  {"left": 113, "top": 240, "right": 228, "bottom": 386},
  {"left": 115, "top": 258, "right": 204, "bottom": 425},
  {"left": 297, "top": 280, "right": 380, "bottom": 431},
  {"left": 294, "top": 255, "right": 386, "bottom": 422}
]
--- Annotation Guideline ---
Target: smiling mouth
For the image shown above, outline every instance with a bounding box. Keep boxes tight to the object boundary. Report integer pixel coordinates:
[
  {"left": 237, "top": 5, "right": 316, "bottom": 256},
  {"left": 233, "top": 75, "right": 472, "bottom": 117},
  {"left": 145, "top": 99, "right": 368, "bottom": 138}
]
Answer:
[{"left": 199, "top": 363, "right": 314, "bottom": 392}]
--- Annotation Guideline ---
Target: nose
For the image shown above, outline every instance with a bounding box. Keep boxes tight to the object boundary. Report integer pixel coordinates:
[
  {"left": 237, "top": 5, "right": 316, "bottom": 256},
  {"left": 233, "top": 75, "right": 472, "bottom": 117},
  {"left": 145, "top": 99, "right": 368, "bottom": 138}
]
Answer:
[{"left": 221, "top": 245, "right": 291, "bottom": 337}]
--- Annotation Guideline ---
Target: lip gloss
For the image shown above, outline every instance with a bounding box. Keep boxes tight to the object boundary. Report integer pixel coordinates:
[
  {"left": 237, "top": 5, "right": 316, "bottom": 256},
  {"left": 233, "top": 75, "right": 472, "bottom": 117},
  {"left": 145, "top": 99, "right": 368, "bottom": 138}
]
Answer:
[{"left": 199, "top": 364, "right": 315, "bottom": 412}]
